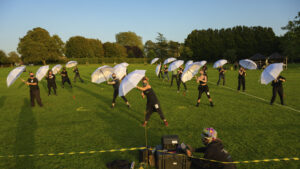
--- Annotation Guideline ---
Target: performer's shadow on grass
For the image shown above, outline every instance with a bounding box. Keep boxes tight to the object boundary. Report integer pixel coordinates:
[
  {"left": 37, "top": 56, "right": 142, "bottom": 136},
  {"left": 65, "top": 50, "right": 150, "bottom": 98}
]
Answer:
[{"left": 14, "top": 98, "right": 37, "bottom": 169}]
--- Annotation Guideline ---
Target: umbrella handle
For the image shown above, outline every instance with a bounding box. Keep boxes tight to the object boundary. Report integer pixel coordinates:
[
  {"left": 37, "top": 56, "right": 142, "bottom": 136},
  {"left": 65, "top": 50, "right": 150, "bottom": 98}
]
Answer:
[{"left": 100, "top": 69, "right": 108, "bottom": 81}]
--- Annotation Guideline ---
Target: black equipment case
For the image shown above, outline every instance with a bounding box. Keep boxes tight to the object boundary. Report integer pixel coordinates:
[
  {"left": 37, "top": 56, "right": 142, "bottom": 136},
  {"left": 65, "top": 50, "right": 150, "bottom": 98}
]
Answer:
[
  {"left": 161, "top": 135, "right": 179, "bottom": 151},
  {"left": 156, "top": 151, "right": 191, "bottom": 169}
]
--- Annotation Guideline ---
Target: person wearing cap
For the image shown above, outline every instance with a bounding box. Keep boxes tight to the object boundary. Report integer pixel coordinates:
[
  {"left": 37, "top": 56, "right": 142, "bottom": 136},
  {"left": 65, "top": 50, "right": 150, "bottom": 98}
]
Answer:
[
  {"left": 73, "top": 66, "right": 84, "bottom": 83},
  {"left": 217, "top": 66, "right": 226, "bottom": 86},
  {"left": 163, "top": 65, "right": 169, "bottom": 81},
  {"left": 21, "top": 72, "right": 43, "bottom": 107},
  {"left": 45, "top": 70, "right": 57, "bottom": 96},
  {"left": 186, "top": 128, "right": 236, "bottom": 169},
  {"left": 60, "top": 67, "right": 72, "bottom": 88},
  {"left": 237, "top": 67, "right": 246, "bottom": 92},
  {"left": 107, "top": 73, "right": 130, "bottom": 108},
  {"left": 196, "top": 70, "right": 214, "bottom": 107},
  {"left": 176, "top": 65, "right": 187, "bottom": 93},
  {"left": 136, "top": 77, "right": 168, "bottom": 127},
  {"left": 170, "top": 68, "right": 178, "bottom": 87},
  {"left": 270, "top": 75, "right": 286, "bottom": 105}
]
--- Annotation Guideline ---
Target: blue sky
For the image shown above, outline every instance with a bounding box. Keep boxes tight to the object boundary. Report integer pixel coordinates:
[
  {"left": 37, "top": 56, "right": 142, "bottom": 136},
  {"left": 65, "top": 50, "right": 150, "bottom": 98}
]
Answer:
[{"left": 0, "top": 0, "right": 299, "bottom": 53}]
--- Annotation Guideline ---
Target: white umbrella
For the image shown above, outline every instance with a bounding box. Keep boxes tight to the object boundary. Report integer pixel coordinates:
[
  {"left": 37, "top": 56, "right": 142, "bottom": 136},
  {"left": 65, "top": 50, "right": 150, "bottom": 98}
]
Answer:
[
  {"left": 181, "top": 62, "right": 203, "bottom": 83},
  {"left": 261, "top": 63, "right": 283, "bottom": 85},
  {"left": 151, "top": 58, "right": 159, "bottom": 65},
  {"left": 168, "top": 60, "right": 184, "bottom": 72},
  {"left": 52, "top": 64, "right": 62, "bottom": 74},
  {"left": 119, "top": 70, "right": 146, "bottom": 96},
  {"left": 239, "top": 59, "right": 257, "bottom": 70},
  {"left": 91, "top": 65, "right": 113, "bottom": 84},
  {"left": 113, "top": 64, "right": 127, "bottom": 79},
  {"left": 36, "top": 65, "right": 49, "bottom": 81},
  {"left": 199, "top": 60, "right": 207, "bottom": 66},
  {"left": 121, "top": 62, "right": 129, "bottom": 67},
  {"left": 213, "top": 59, "right": 228, "bottom": 68},
  {"left": 163, "top": 57, "right": 176, "bottom": 65},
  {"left": 7, "top": 65, "right": 26, "bottom": 87},
  {"left": 156, "top": 64, "right": 161, "bottom": 76},
  {"left": 66, "top": 61, "right": 78, "bottom": 68},
  {"left": 185, "top": 60, "right": 193, "bottom": 67}
]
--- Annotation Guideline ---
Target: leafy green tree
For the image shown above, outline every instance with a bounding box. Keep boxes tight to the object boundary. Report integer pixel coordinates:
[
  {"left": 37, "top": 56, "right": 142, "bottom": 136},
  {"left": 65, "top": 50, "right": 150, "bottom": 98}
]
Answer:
[
  {"left": 0, "top": 50, "right": 8, "bottom": 65},
  {"left": 17, "top": 27, "right": 64, "bottom": 64},
  {"left": 168, "top": 41, "right": 180, "bottom": 58},
  {"left": 155, "top": 33, "right": 168, "bottom": 60},
  {"left": 116, "top": 31, "right": 143, "bottom": 50},
  {"left": 103, "top": 42, "right": 127, "bottom": 58},
  {"left": 223, "top": 49, "right": 237, "bottom": 63},
  {"left": 7, "top": 51, "right": 20, "bottom": 65},
  {"left": 88, "top": 39, "right": 105, "bottom": 58}
]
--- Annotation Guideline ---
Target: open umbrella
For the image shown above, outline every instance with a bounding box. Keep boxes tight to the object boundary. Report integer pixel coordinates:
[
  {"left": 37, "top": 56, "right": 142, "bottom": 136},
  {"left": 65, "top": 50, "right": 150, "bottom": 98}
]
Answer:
[
  {"left": 66, "top": 61, "right": 78, "bottom": 68},
  {"left": 163, "top": 57, "right": 176, "bottom": 65},
  {"left": 7, "top": 65, "right": 26, "bottom": 87},
  {"left": 36, "top": 65, "right": 49, "bottom": 81},
  {"left": 239, "top": 59, "right": 257, "bottom": 70},
  {"left": 156, "top": 64, "right": 161, "bottom": 76},
  {"left": 181, "top": 62, "right": 203, "bottom": 83},
  {"left": 213, "top": 59, "right": 227, "bottom": 68},
  {"left": 168, "top": 60, "right": 184, "bottom": 72},
  {"left": 52, "top": 64, "right": 62, "bottom": 74},
  {"left": 91, "top": 65, "right": 113, "bottom": 84},
  {"left": 150, "top": 58, "right": 159, "bottom": 65},
  {"left": 113, "top": 64, "right": 127, "bottom": 79},
  {"left": 185, "top": 60, "right": 193, "bottom": 67},
  {"left": 121, "top": 62, "right": 129, "bottom": 67},
  {"left": 199, "top": 60, "right": 207, "bottom": 66},
  {"left": 119, "top": 70, "right": 146, "bottom": 96},
  {"left": 261, "top": 63, "right": 283, "bottom": 85}
]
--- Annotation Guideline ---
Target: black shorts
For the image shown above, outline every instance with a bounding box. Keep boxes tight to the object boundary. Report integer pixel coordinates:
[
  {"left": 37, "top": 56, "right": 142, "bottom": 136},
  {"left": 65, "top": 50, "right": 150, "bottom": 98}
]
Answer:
[{"left": 198, "top": 85, "right": 210, "bottom": 99}]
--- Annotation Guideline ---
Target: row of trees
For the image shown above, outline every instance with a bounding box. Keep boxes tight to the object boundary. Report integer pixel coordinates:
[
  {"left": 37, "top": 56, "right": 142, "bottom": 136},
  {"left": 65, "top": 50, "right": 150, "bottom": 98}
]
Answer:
[
  {"left": 1, "top": 12, "right": 299, "bottom": 65},
  {"left": 0, "top": 51, "right": 21, "bottom": 66}
]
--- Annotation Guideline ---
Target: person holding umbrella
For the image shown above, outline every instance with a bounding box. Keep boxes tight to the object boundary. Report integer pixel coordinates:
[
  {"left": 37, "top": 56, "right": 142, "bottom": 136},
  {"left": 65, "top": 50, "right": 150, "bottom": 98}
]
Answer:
[
  {"left": 60, "top": 67, "right": 72, "bottom": 88},
  {"left": 177, "top": 65, "right": 187, "bottom": 93},
  {"left": 196, "top": 70, "right": 214, "bottom": 107},
  {"left": 107, "top": 73, "right": 130, "bottom": 108},
  {"left": 237, "top": 67, "right": 246, "bottom": 92},
  {"left": 170, "top": 68, "right": 177, "bottom": 87},
  {"left": 73, "top": 66, "right": 84, "bottom": 83},
  {"left": 163, "top": 64, "right": 169, "bottom": 81},
  {"left": 45, "top": 70, "right": 57, "bottom": 96},
  {"left": 21, "top": 72, "right": 43, "bottom": 107},
  {"left": 270, "top": 75, "right": 286, "bottom": 105},
  {"left": 136, "top": 77, "right": 168, "bottom": 127},
  {"left": 217, "top": 66, "right": 226, "bottom": 86}
]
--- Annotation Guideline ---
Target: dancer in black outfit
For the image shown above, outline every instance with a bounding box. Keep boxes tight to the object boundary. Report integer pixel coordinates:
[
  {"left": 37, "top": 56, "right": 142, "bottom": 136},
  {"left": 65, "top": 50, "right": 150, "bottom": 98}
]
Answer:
[
  {"left": 107, "top": 73, "right": 130, "bottom": 108},
  {"left": 196, "top": 70, "right": 214, "bottom": 107},
  {"left": 45, "top": 70, "right": 57, "bottom": 96},
  {"left": 136, "top": 77, "right": 168, "bottom": 127},
  {"left": 73, "top": 66, "right": 84, "bottom": 83},
  {"left": 270, "top": 75, "right": 286, "bottom": 105},
  {"left": 237, "top": 67, "right": 246, "bottom": 92},
  {"left": 21, "top": 72, "right": 43, "bottom": 107},
  {"left": 176, "top": 66, "right": 187, "bottom": 93},
  {"left": 163, "top": 65, "right": 169, "bottom": 81},
  {"left": 60, "top": 67, "right": 72, "bottom": 88},
  {"left": 217, "top": 66, "right": 226, "bottom": 86}
]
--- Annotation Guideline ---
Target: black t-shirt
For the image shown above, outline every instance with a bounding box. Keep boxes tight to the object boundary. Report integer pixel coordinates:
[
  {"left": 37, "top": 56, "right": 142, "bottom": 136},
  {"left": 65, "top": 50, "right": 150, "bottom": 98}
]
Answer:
[
  {"left": 164, "top": 67, "right": 168, "bottom": 73},
  {"left": 27, "top": 77, "right": 39, "bottom": 91},
  {"left": 272, "top": 76, "right": 285, "bottom": 87},
  {"left": 178, "top": 68, "right": 184, "bottom": 78},
  {"left": 112, "top": 78, "right": 120, "bottom": 90},
  {"left": 199, "top": 75, "right": 207, "bottom": 86},
  {"left": 143, "top": 88, "right": 159, "bottom": 106},
  {"left": 219, "top": 68, "right": 225, "bottom": 75},
  {"left": 61, "top": 70, "right": 68, "bottom": 78},
  {"left": 238, "top": 70, "right": 246, "bottom": 79},
  {"left": 46, "top": 74, "right": 56, "bottom": 84}
]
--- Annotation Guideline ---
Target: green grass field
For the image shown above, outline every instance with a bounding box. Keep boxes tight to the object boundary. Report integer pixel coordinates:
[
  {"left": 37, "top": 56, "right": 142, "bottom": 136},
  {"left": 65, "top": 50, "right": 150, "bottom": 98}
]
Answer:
[{"left": 0, "top": 63, "right": 299, "bottom": 169}]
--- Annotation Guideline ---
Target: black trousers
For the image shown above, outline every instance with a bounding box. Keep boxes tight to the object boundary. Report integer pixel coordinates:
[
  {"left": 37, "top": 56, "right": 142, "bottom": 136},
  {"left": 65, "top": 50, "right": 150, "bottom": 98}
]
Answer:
[
  {"left": 217, "top": 74, "right": 225, "bottom": 85},
  {"left": 145, "top": 104, "right": 165, "bottom": 121},
  {"left": 62, "top": 78, "right": 72, "bottom": 86},
  {"left": 170, "top": 75, "right": 177, "bottom": 86},
  {"left": 74, "top": 74, "right": 83, "bottom": 82},
  {"left": 177, "top": 78, "right": 187, "bottom": 91},
  {"left": 112, "top": 90, "right": 127, "bottom": 103},
  {"left": 198, "top": 85, "right": 211, "bottom": 99},
  {"left": 30, "top": 89, "right": 43, "bottom": 107},
  {"left": 48, "top": 84, "right": 56, "bottom": 95},
  {"left": 271, "top": 86, "right": 284, "bottom": 105},
  {"left": 237, "top": 78, "right": 245, "bottom": 91}
]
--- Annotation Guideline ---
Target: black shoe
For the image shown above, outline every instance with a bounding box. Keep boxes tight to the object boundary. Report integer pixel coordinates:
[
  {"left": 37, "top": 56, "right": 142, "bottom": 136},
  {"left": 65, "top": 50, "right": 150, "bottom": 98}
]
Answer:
[
  {"left": 196, "top": 103, "right": 199, "bottom": 107},
  {"left": 210, "top": 102, "right": 214, "bottom": 107},
  {"left": 270, "top": 102, "right": 273, "bottom": 105}
]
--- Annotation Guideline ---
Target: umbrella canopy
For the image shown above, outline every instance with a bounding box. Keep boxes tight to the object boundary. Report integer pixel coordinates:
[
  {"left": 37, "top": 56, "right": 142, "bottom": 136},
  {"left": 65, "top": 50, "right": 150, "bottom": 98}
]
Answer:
[
  {"left": 163, "top": 57, "right": 176, "bottom": 65},
  {"left": 66, "top": 61, "right": 78, "bottom": 68},
  {"left": 185, "top": 60, "right": 193, "bottom": 67},
  {"left": 119, "top": 70, "right": 146, "bottom": 96},
  {"left": 239, "top": 59, "right": 257, "bottom": 70},
  {"left": 91, "top": 65, "right": 113, "bottom": 84},
  {"left": 52, "top": 64, "right": 62, "bottom": 74},
  {"left": 168, "top": 60, "right": 184, "bottom": 72},
  {"left": 261, "top": 63, "right": 283, "bottom": 85},
  {"left": 199, "top": 60, "right": 207, "bottom": 66},
  {"left": 7, "top": 65, "right": 26, "bottom": 87},
  {"left": 113, "top": 64, "right": 127, "bottom": 79},
  {"left": 36, "top": 65, "right": 49, "bottom": 81},
  {"left": 150, "top": 58, "right": 159, "bottom": 65},
  {"left": 181, "top": 62, "right": 203, "bottom": 83},
  {"left": 156, "top": 64, "right": 161, "bottom": 76},
  {"left": 213, "top": 59, "right": 228, "bottom": 68},
  {"left": 121, "top": 62, "right": 129, "bottom": 67}
]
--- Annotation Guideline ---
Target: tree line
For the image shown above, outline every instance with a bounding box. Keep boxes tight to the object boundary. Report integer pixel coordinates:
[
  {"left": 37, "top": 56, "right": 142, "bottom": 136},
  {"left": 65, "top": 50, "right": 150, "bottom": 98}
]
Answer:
[{"left": 0, "top": 11, "right": 299, "bottom": 65}]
